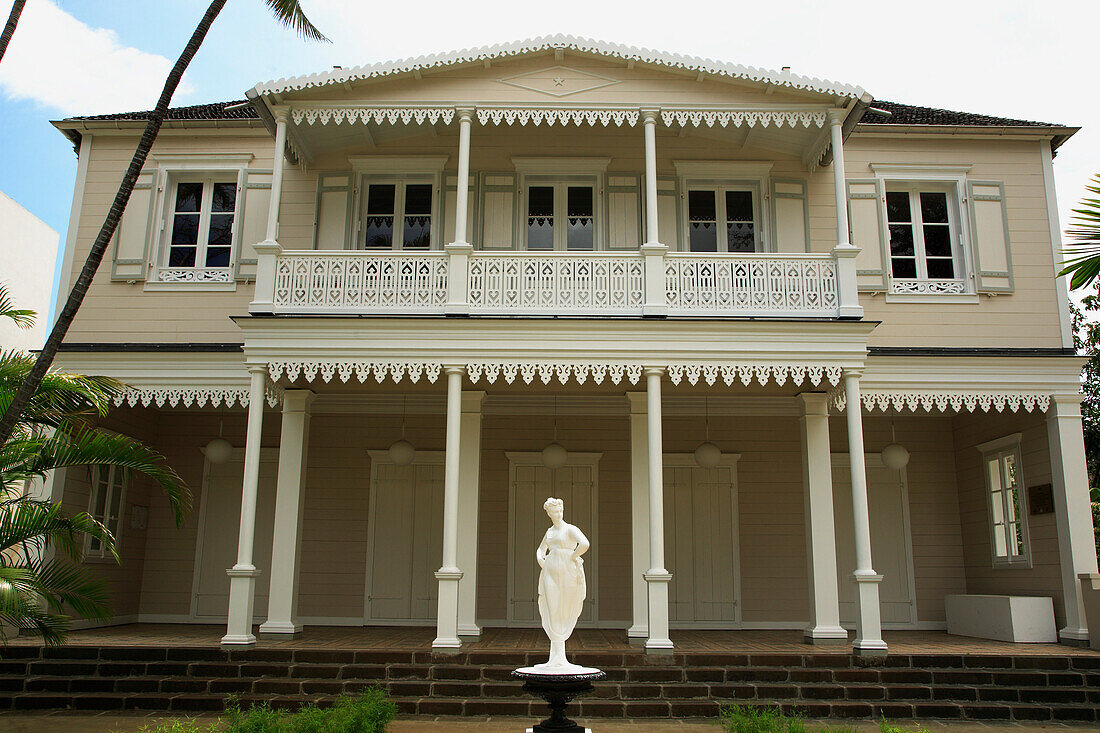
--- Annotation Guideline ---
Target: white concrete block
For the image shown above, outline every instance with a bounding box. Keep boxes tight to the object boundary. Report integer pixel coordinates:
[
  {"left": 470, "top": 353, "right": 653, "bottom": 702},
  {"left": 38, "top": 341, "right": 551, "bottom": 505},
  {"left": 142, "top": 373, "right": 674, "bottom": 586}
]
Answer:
[{"left": 945, "top": 594, "right": 1057, "bottom": 643}]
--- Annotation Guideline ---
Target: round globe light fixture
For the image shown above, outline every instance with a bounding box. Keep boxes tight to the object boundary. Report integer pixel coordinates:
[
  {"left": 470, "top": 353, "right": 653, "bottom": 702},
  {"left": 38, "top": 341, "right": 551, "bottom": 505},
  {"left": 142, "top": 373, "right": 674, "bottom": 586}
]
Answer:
[
  {"left": 694, "top": 441, "right": 722, "bottom": 468},
  {"left": 542, "top": 442, "right": 568, "bottom": 470},
  {"left": 388, "top": 439, "right": 416, "bottom": 466},
  {"left": 881, "top": 442, "right": 910, "bottom": 471},
  {"left": 203, "top": 437, "right": 233, "bottom": 465}
]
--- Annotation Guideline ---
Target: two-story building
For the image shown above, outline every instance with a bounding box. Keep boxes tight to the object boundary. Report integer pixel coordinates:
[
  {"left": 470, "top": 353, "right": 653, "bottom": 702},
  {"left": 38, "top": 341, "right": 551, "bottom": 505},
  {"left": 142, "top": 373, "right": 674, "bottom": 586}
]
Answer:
[{"left": 47, "top": 36, "right": 1096, "bottom": 659}]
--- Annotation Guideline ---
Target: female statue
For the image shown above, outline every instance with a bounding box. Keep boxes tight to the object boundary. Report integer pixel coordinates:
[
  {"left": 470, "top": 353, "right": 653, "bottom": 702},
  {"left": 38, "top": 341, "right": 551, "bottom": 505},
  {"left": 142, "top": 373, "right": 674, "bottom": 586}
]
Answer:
[{"left": 536, "top": 497, "right": 590, "bottom": 669}]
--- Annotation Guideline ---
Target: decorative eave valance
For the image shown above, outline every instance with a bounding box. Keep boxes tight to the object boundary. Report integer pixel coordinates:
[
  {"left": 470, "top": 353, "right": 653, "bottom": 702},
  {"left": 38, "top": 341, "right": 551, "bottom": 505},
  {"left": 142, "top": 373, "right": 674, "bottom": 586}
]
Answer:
[
  {"left": 267, "top": 359, "right": 845, "bottom": 388},
  {"left": 289, "top": 105, "right": 830, "bottom": 130},
  {"left": 112, "top": 385, "right": 282, "bottom": 409},
  {"left": 835, "top": 389, "right": 1051, "bottom": 414}
]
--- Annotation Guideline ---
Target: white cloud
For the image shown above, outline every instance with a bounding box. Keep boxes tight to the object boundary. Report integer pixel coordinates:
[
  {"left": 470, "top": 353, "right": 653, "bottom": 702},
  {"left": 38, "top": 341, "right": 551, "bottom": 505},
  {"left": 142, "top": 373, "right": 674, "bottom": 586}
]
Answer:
[{"left": 0, "top": 0, "right": 193, "bottom": 116}]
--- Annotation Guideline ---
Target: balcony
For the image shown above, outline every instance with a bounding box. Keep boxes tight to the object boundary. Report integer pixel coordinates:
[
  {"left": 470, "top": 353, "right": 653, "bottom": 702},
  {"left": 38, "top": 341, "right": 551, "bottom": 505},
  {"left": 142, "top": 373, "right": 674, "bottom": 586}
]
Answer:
[{"left": 251, "top": 245, "right": 862, "bottom": 319}]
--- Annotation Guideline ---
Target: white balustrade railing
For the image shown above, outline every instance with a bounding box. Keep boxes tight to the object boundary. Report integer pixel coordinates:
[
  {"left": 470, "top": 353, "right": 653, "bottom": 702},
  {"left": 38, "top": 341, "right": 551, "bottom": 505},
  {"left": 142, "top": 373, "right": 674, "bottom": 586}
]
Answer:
[
  {"left": 467, "top": 252, "right": 644, "bottom": 315},
  {"left": 664, "top": 253, "right": 839, "bottom": 317},
  {"left": 270, "top": 251, "right": 449, "bottom": 313},
  {"left": 252, "top": 245, "right": 861, "bottom": 319}
]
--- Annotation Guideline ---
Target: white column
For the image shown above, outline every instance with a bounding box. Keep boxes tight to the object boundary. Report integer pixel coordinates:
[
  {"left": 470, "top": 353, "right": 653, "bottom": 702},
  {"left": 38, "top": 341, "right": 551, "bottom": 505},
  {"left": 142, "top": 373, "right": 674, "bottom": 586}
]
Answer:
[
  {"left": 259, "top": 389, "right": 314, "bottom": 637},
  {"left": 643, "top": 368, "right": 673, "bottom": 650},
  {"left": 433, "top": 366, "right": 465, "bottom": 649},
  {"left": 843, "top": 369, "right": 887, "bottom": 656},
  {"left": 1046, "top": 394, "right": 1100, "bottom": 643},
  {"left": 799, "top": 393, "right": 847, "bottom": 644},
  {"left": 640, "top": 109, "right": 667, "bottom": 317},
  {"left": 829, "top": 109, "right": 863, "bottom": 320},
  {"left": 265, "top": 110, "right": 289, "bottom": 243},
  {"left": 627, "top": 392, "right": 650, "bottom": 638},
  {"left": 222, "top": 365, "right": 269, "bottom": 647},
  {"left": 445, "top": 109, "right": 474, "bottom": 314},
  {"left": 457, "top": 390, "right": 485, "bottom": 637}
]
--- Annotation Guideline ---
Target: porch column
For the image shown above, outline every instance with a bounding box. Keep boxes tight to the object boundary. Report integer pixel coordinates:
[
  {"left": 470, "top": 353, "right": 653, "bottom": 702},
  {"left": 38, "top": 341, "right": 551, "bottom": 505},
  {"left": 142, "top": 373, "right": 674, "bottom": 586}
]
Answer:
[
  {"left": 433, "top": 366, "right": 465, "bottom": 649},
  {"left": 799, "top": 393, "right": 846, "bottom": 644},
  {"left": 222, "top": 365, "right": 269, "bottom": 647},
  {"left": 266, "top": 109, "right": 289, "bottom": 243},
  {"left": 644, "top": 368, "right": 673, "bottom": 650},
  {"left": 842, "top": 369, "right": 887, "bottom": 656},
  {"left": 457, "top": 390, "right": 485, "bottom": 637},
  {"left": 627, "top": 392, "right": 650, "bottom": 638},
  {"left": 828, "top": 109, "right": 850, "bottom": 248},
  {"left": 259, "top": 389, "right": 314, "bottom": 637},
  {"left": 1046, "top": 394, "right": 1099, "bottom": 644},
  {"left": 445, "top": 108, "right": 474, "bottom": 314},
  {"left": 640, "top": 108, "right": 667, "bottom": 316},
  {"left": 250, "top": 108, "right": 288, "bottom": 314}
]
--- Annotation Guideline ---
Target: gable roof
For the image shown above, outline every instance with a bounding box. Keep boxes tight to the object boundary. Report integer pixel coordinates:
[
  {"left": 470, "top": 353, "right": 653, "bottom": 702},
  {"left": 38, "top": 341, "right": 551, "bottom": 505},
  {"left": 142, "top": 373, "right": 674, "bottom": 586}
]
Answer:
[
  {"left": 250, "top": 34, "right": 871, "bottom": 101},
  {"left": 861, "top": 100, "right": 1054, "bottom": 128}
]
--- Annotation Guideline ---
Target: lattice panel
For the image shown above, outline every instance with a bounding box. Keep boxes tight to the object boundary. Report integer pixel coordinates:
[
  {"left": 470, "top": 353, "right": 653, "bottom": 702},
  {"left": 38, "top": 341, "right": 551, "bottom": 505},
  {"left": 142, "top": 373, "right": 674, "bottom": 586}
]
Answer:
[
  {"left": 467, "top": 254, "right": 644, "bottom": 314},
  {"left": 664, "top": 255, "right": 838, "bottom": 316},
  {"left": 272, "top": 253, "right": 449, "bottom": 312}
]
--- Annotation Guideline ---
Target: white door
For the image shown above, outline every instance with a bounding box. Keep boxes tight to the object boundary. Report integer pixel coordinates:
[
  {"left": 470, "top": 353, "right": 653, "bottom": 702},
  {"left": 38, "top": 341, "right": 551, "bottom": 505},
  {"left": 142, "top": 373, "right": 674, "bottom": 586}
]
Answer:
[
  {"left": 664, "top": 459, "right": 741, "bottom": 627},
  {"left": 192, "top": 454, "right": 278, "bottom": 619},
  {"left": 366, "top": 458, "right": 444, "bottom": 624},
  {"left": 508, "top": 454, "right": 599, "bottom": 626},
  {"left": 831, "top": 455, "right": 916, "bottom": 626}
]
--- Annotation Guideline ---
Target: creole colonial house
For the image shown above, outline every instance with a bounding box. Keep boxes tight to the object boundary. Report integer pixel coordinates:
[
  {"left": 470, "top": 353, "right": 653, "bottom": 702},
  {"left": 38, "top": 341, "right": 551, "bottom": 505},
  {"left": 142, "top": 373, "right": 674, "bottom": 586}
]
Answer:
[{"left": 44, "top": 37, "right": 1096, "bottom": 663}]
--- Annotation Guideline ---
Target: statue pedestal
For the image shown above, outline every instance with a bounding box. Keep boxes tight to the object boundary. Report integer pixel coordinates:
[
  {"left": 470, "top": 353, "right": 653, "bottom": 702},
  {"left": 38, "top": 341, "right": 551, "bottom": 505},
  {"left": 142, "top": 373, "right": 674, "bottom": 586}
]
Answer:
[{"left": 511, "top": 669, "right": 605, "bottom": 733}]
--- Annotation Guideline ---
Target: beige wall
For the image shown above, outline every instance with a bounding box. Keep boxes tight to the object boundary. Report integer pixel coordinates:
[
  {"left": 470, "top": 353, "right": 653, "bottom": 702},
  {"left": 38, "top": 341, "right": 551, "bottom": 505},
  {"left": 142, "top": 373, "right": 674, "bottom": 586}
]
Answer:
[
  {"left": 950, "top": 409, "right": 1065, "bottom": 625},
  {"left": 61, "top": 400, "right": 1015, "bottom": 631}
]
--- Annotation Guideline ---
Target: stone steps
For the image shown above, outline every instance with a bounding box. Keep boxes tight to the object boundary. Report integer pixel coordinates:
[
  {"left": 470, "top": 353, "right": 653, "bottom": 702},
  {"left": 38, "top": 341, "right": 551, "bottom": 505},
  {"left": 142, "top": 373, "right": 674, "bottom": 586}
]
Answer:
[{"left": 1, "top": 645, "right": 1097, "bottom": 722}]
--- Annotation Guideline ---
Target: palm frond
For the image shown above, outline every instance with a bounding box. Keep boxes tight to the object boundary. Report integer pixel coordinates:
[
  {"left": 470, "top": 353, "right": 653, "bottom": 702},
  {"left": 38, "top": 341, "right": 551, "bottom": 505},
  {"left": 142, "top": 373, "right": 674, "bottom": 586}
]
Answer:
[
  {"left": 1, "top": 428, "right": 191, "bottom": 526},
  {"left": 0, "top": 284, "right": 35, "bottom": 330},
  {"left": 0, "top": 352, "right": 123, "bottom": 430},
  {"left": 1060, "top": 174, "right": 1100, "bottom": 290},
  {"left": 0, "top": 563, "right": 110, "bottom": 646},
  {"left": 0, "top": 499, "right": 116, "bottom": 562},
  {"left": 264, "top": 0, "right": 329, "bottom": 42}
]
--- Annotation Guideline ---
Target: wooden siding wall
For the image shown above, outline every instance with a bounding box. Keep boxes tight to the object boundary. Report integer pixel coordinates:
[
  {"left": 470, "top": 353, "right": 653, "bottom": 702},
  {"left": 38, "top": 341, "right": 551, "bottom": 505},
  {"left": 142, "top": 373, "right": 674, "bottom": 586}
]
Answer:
[
  {"left": 62, "top": 406, "right": 988, "bottom": 629},
  {"left": 950, "top": 409, "right": 1065, "bottom": 625}
]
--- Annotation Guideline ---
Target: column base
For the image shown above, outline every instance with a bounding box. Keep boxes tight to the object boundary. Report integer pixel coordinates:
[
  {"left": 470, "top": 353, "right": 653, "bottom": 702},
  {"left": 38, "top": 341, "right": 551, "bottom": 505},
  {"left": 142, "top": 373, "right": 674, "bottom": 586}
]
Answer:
[
  {"left": 433, "top": 569, "right": 463, "bottom": 652},
  {"left": 1058, "top": 627, "right": 1090, "bottom": 646},
  {"left": 258, "top": 621, "right": 303, "bottom": 638},
  {"left": 220, "top": 633, "right": 257, "bottom": 648},
  {"left": 803, "top": 626, "right": 849, "bottom": 645},
  {"left": 458, "top": 624, "right": 482, "bottom": 638},
  {"left": 852, "top": 572, "right": 887, "bottom": 655},
  {"left": 626, "top": 624, "right": 649, "bottom": 639},
  {"left": 852, "top": 642, "right": 889, "bottom": 659}
]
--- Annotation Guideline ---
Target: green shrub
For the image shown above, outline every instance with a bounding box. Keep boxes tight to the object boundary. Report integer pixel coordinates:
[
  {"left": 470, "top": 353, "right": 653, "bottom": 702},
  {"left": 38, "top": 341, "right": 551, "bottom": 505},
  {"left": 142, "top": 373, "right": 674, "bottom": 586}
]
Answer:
[
  {"left": 878, "top": 720, "right": 929, "bottom": 733},
  {"left": 718, "top": 705, "right": 810, "bottom": 733},
  {"left": 128, "top": 690, "right": 396, "bottom": 733}
]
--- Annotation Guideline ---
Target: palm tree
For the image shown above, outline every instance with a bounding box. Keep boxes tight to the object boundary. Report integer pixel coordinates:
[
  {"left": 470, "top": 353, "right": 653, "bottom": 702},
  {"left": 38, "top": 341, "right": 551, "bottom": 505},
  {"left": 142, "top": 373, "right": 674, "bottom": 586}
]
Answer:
[
  {"left": 0, "top": 1, "right": 25, "bottom": 65},
  {"left": 1059, "top": 174, "right": 1100, "bottom": 290},
  {"left": 0, "top": 0, "right": 327, "bottom": 444},
  {"left": 1, "top": 286, "right": 191, "bottom": 645}
]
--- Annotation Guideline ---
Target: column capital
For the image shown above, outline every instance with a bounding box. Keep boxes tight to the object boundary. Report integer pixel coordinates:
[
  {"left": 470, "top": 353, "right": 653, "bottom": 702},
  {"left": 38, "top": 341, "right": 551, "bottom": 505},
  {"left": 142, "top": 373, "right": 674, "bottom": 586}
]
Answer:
[
  {"left": 1049, "top": 393, "right": 1085, "bottom": 412},
  {"left": 626, "top": 392, "right": 648, "bottom": 413},
  {"left": 798, "top": 392, "right": 831, "bottom": 415},
  {"left": 281, "top": 389, "right": 315, "bottom": 412},
  {"left": 827, "top": 108, "right": 846, "bottom": 125},
  {"left": 644, "top": 366, "right": 666, "bottom": 378},
  {"left": 461, "top": 390, "right": 486, "bottom": 413},
  {"left": 455, "top": 106, "right": 475, "bottom": 122},
  {"left": 843, "top": 367, "right": 864, "bottom": 380},
  {"left": 640, "top": 108, "right": 660, "bottom": 124},
  {"left": 443, "top": 365, "right": 466, "bottom": 376},
  {"left": 271, "top": 106, "right": 290, "bottom": 125},
  {"left": 247, "top": 363, "right": 269, "bottom": 376}
]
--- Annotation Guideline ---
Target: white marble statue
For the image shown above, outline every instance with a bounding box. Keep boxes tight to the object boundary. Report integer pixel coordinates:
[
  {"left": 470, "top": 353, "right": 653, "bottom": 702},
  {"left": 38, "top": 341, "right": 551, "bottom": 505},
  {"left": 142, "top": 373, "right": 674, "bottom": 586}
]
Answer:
[{"left": 521, "top": 497, "right": 598, "bottom": 675}]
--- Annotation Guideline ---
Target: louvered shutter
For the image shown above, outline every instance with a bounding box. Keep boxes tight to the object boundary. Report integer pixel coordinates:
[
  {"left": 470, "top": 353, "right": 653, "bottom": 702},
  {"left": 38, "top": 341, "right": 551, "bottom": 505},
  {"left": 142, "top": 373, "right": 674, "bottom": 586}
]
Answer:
[
  {"left": 967, "top": 181, "right": 1014, "bottom": 293},
  {"left": 847, "top": 179, "right": 888, "bottom": 290}
]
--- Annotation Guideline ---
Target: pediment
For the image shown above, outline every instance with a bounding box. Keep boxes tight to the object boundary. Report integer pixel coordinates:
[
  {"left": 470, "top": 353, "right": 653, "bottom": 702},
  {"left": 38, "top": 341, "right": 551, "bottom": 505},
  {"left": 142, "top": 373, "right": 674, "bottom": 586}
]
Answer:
[{"left": 498, "top": 65, "right": 619, "bottom": 98}]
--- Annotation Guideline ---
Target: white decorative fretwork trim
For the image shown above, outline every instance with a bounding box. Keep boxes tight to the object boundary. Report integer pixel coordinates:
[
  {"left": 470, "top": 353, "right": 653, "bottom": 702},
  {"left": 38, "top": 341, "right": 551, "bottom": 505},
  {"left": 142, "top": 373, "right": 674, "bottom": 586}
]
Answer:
[
  {"left": 154, "top": 267, "right": 233, "bottom": 283},
  {"left": 292, "top": 107, "right": 454, "bottom": 126},
  {"left": 476, "top": 107, "right": 639, "bottom": 126},
  {"left": 834, "top": 389, "right": 1051, "bottom": 414},
  {"left": 660, "top": 110, "right": 826, "bottom": 129},
  {"left": 112, "top": 386, "right": 281, "bottom": 409},
  {"left": 267, "top": 359, "right": 845, "bottom": 388},
  {"left": 889, "top": 279, "right": 968, "bottom": 295},
  {"left": 255, "top": 34, "right": 867, "bottom": 100}
]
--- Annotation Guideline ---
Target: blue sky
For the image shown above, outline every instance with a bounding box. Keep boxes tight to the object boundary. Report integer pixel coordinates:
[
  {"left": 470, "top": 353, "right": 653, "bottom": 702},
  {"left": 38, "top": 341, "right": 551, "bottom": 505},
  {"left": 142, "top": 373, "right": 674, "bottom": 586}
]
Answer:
[{"left": 2, "top": 0, "right": 1099, "bottom": 320}]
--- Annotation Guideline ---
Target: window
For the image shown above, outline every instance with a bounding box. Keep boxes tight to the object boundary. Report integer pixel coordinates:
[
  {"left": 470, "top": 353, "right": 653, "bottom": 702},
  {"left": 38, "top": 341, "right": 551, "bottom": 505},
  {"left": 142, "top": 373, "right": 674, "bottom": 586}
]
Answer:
[
  {"left": 165, "top": 178, "right": 237, "bottom": 270},
  {"left": 885, "top": 187, "right": 960, "bottom": 283},
  {"left": 978, "top": 434, "right": 1030, "bottom": 567},
  {"left": 686, "top": 188, "right": 759, "bottom": 253},
  {"left": 87, "top": 465, "right": 127, "bottom": 559},
  {"left": 525, "top": 182, "right": 595, "bottom": 250},
  {"left": 360, "top": 181, "right": 434, "bottom": 250}
]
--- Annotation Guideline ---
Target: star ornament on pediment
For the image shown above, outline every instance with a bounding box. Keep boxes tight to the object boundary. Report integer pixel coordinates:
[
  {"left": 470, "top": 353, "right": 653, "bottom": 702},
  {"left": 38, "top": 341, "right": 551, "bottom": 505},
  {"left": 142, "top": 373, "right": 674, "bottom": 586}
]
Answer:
[{"left": 498, "top": 65, "right": 620, "bottom": 98}]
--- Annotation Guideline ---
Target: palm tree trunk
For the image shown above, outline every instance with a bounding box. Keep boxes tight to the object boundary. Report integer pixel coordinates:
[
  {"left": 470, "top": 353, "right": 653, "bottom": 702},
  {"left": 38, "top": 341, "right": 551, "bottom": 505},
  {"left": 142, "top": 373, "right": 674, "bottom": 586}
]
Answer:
[
  {"left": 0, "top": 0, "right": 26, "bottom": 64},
  {"left": 0, "top": 0, "right": 228, "bottom": 445}
]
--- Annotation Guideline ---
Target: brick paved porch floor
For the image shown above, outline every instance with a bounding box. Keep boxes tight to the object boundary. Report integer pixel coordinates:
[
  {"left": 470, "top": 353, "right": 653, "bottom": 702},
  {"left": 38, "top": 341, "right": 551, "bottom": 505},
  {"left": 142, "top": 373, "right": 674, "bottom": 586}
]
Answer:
[
  {"left": 5, "top": 624, "right": 1097, "bottom": 656},
  {"left": 0, "top": 712, "right": 1096, "bottom": 732}
]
